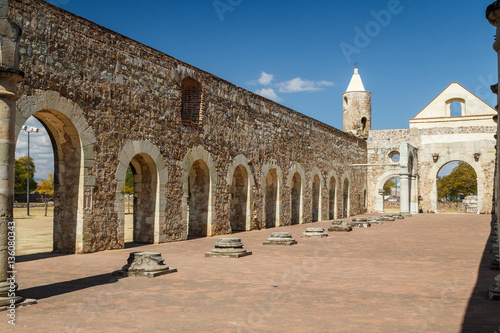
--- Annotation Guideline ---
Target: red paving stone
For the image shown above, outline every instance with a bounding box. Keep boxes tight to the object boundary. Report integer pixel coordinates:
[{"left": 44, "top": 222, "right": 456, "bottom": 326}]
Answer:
[{"left": 2, "top": 213, "right": 500, "bottom": 332}]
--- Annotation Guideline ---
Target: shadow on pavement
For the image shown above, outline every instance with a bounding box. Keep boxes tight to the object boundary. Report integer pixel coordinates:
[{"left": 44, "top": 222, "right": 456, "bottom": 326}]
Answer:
[
  {"left": 461, "top": 217, "right": 500, "bottom": 332},
  {"left": 18, "top": 273, "right": 124, "bottom": 300}
]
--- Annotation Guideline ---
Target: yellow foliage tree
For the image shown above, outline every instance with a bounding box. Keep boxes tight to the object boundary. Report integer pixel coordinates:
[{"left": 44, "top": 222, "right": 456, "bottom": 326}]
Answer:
[{"left": 37, "top": 174, "right": 54, "bottom": 217}]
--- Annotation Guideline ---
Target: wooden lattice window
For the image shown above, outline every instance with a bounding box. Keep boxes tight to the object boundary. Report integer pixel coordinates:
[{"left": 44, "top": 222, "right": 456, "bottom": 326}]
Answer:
[{"left": 181, "top": 78, "right": 202, "bottom": 124}]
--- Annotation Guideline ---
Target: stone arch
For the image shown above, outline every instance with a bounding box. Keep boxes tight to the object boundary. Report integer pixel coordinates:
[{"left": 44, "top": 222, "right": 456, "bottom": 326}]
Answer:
[
  {"left": 326, "top": 171, "right": 338, "bottom": 220},
  {"left": 311, "top": 167, "right": 322, "bottom": 222},
  {"left": 262, "top": 162, "right": 282, "bottom": 228},
  {"left": 181, "top": 146, "right": 217, "bottom": 237},
  {"left": 227, "top": 155, "right": 255, "bottom": 232},
  {"left": 15, "top": 90, "right": 96, "bottom": 254},
  {"left": 430, "top": 154, "right": 483, "bottom": 213},
  {"left": 375, "top": 171, "right": 401, "bottom": 213},
  {"left": 341, "top": 172, "right": 351, "bottom": 218},
  {"left": 115, "top": 140, "right": 168, "bottom": 245},
  {"left": 288, "top": 163, "right": 305, "bottom": 225}
]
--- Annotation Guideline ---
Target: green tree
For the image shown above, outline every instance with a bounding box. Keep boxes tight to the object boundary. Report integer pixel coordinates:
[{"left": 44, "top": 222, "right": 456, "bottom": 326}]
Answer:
[
  {"left": 438, "top": 162, "right": 477, "bottom": 201},
  {"left": 384, "top": 179, "right": 396, "bottom": 196},
  {"left": 125, "top": 166, "right": 134, "bottom": 213},
  {"left": 37, "top": 174, "right": 54, "bottom": 216},
  {"left": 15, "top": 156, "right": 37, "bottom": 194}
]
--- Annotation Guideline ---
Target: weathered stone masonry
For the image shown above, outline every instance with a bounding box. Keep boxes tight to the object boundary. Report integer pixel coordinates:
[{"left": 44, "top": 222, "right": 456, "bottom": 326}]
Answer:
[{"left": 9, "top": 0, "right": 367, "bottom": 254}]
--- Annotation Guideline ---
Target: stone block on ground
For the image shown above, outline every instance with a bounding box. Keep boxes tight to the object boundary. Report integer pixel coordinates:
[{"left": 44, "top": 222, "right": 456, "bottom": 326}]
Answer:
[
  {"left": 301, "top": 227, "right": 329, "bottom": 238},
  {"left": 489, "top": 274, "right": 500, "bottom": 300},
  {"left": 350, "top": 218, "right": 371, "bottom": 228},
  {"left": 205, "top": 238, "right": 252, "bottom": 258},
  {"left": 367, "top": 217, "right": 383, "bottom": 224},
  {"left": 263, "top": 232, "right": 298, "bottom": 246},
  {"left": 114, "top": 251, "right": 177, "bottom": 278},
  {"left": 328, "top": 220, "right": 352, "bottom": 232},
  {"left": 381, "top": 214, "right": 396, "bottom": 221}
]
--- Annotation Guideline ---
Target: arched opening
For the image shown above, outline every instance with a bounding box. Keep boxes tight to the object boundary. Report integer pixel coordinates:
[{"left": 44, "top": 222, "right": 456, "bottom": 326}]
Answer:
[
  {"left": 328, "top": 177, "right": 336, "bottom": 220},
  {"left": 14, "top": 116, "right": 54, "bottom": 255},
  {"left": 127, "top": 153, "right": 158, "bottom": 244},
  {"left": 230, "top": 165, "right": 249, "bottom": 232},
  {"left": 363, "top": 189, "right": 367, "bottom": 209},
  {"left": 383, "top": 177, "right": 400, "bottom": 213},
  {"left": 264, "top": 169, "right": 278, "bottom": 228},
  {"left": 344, "top": 96, "right": 348, "bottom": 106},
  {"left": 188, "top": 159, "right": 210, "bottom": 237},
  {"left": 291, "top": 172, "right": 302, "bottom": 225},
  {"left": 361, "top": 117, "right": 367, "bottom": 131},
  {"left": 450, "top": 101, "right": 462, "bottom": 117},
  {"left": 437, "top": 161, "right": 477, "bottom": 213},
  {"left": 312, "top": 174, "right": 321, "bottom": 222},
  {"left": 124, "top": 166, "right": 134, "bottom": 243},
  {"left": 181, "top": 77, "right": 202, "bottom": 124},
  {"left": 343, "top": 178, "right": 349, "bottom": 218},
  {"left": 15, "top": 110, "right": 83, "bottom": 254}
]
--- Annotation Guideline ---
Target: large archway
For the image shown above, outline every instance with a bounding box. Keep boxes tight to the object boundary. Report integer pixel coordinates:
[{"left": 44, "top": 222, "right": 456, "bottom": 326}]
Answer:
[
  {"left": 343, "top": 177, "right": 350, "bottom": 218},
  {"left": 188, "top": 160, "right": 210, "bottom": 237},
  {"left": 115, "top": 139, "right": 167, "bottom": 246},
  {"left": 230, "top": 165, "right": 249, "bottom": 232},
  {"left": 291, "top": 173, "right": 302, "bottom": 225},
  {"left": 312, "top": 173, "right": 321, "bottom": 222},
  {"left": 328, "top": 176, "right": 337, "bottom": 220},
  {"left": 15, "top": 91, "right": 96, "bottom": 254},
  {"left": 264, "top": 169, "right": 279, "bottom": 228},
  {"left": 436, "top": 161, "right": 477, "bottom": 213},
  {"left": 383, "top": 177, "right": 400, "bottom": 213}
]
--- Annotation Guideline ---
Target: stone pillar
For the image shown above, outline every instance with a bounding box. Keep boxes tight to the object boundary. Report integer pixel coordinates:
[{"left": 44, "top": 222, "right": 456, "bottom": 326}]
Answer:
[
  {"left": 410, "top": 176, "right": 418, "bottom": 214},
  {"left": 378, "top": 189, "right": 385, "bottom": 213},
  {"left": 399, "top": 174, "right": 410, "bottom": 216},
  {"left": 0, "top": 0, "right": 25, "bottom": 308},
  {"left": 486, "top": 1, "right": 500, "bottom": 312}
]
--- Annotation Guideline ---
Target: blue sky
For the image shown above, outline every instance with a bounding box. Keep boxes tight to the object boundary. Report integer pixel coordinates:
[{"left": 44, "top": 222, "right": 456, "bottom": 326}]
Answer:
[{"left": 16, "top": 0, "right": 498, "bottom": 179}]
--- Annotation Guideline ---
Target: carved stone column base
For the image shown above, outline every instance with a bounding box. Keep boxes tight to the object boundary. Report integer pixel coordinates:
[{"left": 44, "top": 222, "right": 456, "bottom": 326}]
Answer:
[
  {"left": 329, "top": 220, "right": 352, "bottom": 232},
  {"left": 0, "top": 281, "right": 37, "bottom": 311},
  {"left": 113, "top": 252, "right": 177, "bottom": 278},
  {"left": 205, "top": 238, "right": 252, "bottom": 258},
  {"left": 489, "top": 275, "right": 500, "bottom": 300},
  {"left": 351, "top": 218, "right": 371, "bottom": 228},
  {"left": 263, "top": 232, "right": 298, "bottom": 246},
  {"left": 301, "top": 227, "right": 329, "bottom": 238}
]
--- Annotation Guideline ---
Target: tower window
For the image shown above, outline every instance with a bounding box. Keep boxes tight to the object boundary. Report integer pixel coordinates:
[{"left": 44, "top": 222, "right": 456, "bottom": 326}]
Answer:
[
  {"left": 344, "top": 96, "right": 348, "bottom": 105},
  {"left": 361, "top": 117, "right": 367, "bottom": 130},
  {"left": 181, "top": 78, "right": 202, "bottom": 124}
]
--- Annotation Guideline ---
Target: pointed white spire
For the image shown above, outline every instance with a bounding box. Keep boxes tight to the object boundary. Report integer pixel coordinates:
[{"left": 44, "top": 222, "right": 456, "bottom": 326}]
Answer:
[{"left": 346, "top": 67, "right": 366, "bottom": 92}]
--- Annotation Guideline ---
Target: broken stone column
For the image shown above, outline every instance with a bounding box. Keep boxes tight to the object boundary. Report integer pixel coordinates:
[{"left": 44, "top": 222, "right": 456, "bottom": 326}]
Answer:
[
  {"left": 263, "top": 232, "right": 297, "bottom": 246},
  {"left": 301, "top": 227, "right": 329, "bottom": 238},
  {"left": 205, "top": 238, "right": 252, "bottom": 258},
  {"left": 0, "top": 1, "right": 29, "bottom": 309},
  {"left": 489, "top": 274, "right": 500, "bottom": 300},
  {"left": 381, "top": 214, "right": 396, "bottom": 221},
  {"left": 492, "top": 255, "right": 499, "bottom": 270},
  {"left": 367, "top": 217, "right": 383, "bottom": 225},
  {"left": 350, "top": 218, "right": 371, "bottom": 228},
  {"left": 114, "top": 252, "right": 177, "bottom": 278},
  {"left": 328, "top": 220, "right": 352, "bottom": 232}
]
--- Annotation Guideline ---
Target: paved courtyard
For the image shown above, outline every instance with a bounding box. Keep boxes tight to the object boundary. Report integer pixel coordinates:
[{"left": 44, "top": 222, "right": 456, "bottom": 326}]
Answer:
[{"left": 3, "top": 213, "right": 499, "bottom": 332}]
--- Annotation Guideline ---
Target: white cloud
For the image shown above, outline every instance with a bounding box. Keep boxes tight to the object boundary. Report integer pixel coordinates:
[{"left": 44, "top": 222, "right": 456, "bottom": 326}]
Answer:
[
  {"left": 258, "top": 72, "right": 274, "bottom": 86},
  {"left": 277, "top": 77, "right": 334, "bottom": 93},
  {"left": 255, "top": 88, "right": 282, "bottom": 102}
]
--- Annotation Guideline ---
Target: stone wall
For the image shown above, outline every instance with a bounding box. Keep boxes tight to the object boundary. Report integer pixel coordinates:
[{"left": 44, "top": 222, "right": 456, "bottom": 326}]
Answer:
[
  {"left": 367, "top": 125, "right": 496, "bottom": 215},
  {"left": 10, "top": 0, "right": 367, "bottom": 253}
]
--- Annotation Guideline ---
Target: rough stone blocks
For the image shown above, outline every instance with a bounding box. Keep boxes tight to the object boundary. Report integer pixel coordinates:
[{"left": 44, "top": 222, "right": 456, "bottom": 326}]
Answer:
[{"left": 328, "top": 220, "right": 352, "bottom": 232}]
